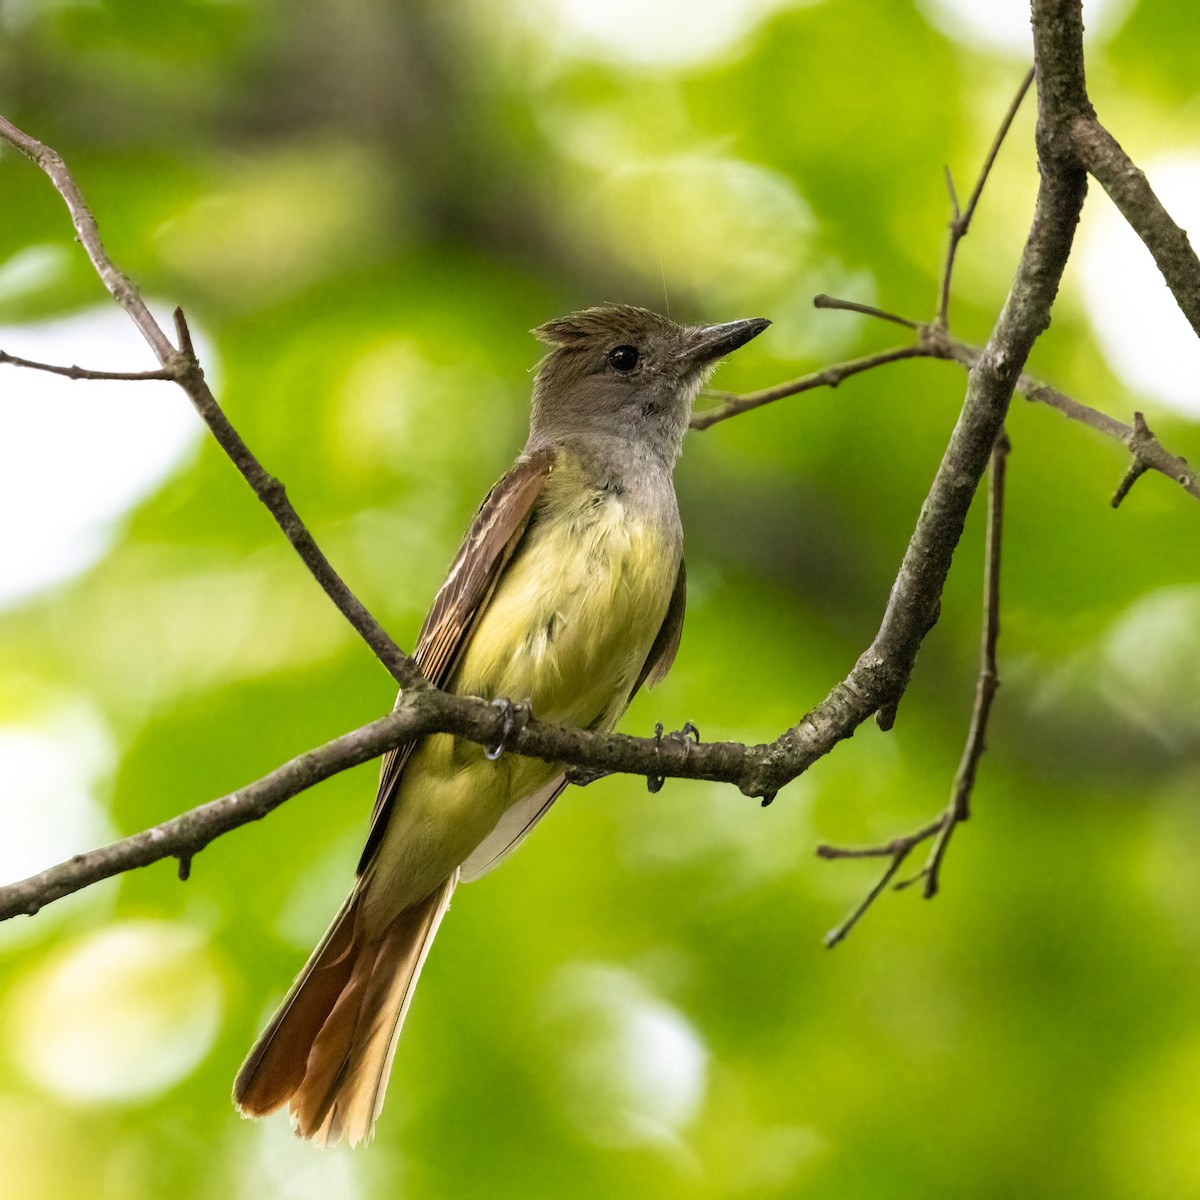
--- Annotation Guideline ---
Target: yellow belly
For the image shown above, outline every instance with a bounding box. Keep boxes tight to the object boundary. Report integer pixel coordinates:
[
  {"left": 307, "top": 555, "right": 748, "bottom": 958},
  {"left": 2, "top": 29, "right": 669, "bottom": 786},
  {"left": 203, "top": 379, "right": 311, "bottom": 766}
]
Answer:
[{"left": 363, "top": 459, "right": 679, "bottom": 925}]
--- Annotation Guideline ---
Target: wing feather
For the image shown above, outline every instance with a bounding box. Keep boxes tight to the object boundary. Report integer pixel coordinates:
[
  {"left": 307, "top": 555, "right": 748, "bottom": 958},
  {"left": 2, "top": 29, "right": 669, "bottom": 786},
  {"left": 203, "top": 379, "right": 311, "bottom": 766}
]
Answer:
[
  {"left": 459, "top": 777, "right": 567, "bottom": 882},
  {"left": 356, "top": 448, "right": 557, "bottom": 874},
  {"left": 631, "top": 558, "right": 686, "bottom": 696}
]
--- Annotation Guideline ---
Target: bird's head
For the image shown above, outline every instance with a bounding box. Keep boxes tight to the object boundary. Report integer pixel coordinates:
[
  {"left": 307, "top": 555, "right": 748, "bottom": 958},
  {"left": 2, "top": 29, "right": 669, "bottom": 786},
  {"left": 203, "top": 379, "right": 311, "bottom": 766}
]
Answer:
[{"left": 528, "top": 304, "right": 769, "bottom": 463}]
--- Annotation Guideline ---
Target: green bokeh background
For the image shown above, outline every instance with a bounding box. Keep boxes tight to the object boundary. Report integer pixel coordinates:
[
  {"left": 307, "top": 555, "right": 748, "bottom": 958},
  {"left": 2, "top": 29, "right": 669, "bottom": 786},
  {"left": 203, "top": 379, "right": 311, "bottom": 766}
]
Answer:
[{"left": 2, "top": 1, "right": 1199, "bottom": 1197}]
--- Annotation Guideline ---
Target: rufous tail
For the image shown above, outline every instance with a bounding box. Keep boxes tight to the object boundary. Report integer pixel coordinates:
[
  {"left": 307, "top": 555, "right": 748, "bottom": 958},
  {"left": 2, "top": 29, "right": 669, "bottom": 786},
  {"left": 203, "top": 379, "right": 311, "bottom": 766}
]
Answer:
[{"left": 233, "top": 872, "right": 458, "bottom": 1147}]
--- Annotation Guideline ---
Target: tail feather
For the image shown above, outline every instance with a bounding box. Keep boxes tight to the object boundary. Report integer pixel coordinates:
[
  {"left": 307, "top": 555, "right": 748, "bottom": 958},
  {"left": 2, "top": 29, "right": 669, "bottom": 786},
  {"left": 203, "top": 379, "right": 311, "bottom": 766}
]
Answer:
[
  {"left": 233, "top": 892, "right": 360, "bottom": 1117},
  {"left": 233, "top": 872, "right": 458, "bottom": 1147}
]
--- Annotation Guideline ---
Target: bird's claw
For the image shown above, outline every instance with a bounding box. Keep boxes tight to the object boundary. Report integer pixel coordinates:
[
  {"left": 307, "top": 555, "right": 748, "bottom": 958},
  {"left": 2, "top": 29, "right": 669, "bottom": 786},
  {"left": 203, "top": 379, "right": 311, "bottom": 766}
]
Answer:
[
  {"left": 486, "top": 697, "right": 531, "bottom": 761},
  {"left": 647, "top": 720, "right": 701, "bottom": 793}
]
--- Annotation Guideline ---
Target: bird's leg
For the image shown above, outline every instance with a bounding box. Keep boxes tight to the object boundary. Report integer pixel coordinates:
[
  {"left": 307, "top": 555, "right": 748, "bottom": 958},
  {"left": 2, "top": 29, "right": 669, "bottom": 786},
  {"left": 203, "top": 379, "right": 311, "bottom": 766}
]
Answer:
[
  {"left": 646, "top": 721, "right": 700, "bottom": 793},
  {"left": 485, "top": 697, "right": 532, "bottom": 761}
]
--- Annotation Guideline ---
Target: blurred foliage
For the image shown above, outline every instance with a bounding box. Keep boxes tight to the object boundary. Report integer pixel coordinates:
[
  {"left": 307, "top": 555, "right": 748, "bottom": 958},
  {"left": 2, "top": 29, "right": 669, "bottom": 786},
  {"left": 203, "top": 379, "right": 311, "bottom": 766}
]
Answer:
[{"left": 1, "top": 1, "right": 1199, "bottom": 1197}]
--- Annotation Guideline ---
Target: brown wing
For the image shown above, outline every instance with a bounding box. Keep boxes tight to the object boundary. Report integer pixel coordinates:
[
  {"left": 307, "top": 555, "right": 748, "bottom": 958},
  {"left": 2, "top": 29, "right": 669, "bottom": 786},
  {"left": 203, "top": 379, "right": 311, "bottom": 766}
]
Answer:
[
  {"left": 630, "top": 558, "right": 686, "bottom": 697},
  {"left": 355, "top": 447, "right": 557, "bottom": 875}
]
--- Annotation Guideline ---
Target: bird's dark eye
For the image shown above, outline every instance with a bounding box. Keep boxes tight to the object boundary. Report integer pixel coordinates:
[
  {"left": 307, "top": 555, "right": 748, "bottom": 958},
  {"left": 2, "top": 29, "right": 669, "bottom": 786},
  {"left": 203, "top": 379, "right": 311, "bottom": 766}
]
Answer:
[{"left": 607, "top": 344, "right": 639, "bottom": 373}]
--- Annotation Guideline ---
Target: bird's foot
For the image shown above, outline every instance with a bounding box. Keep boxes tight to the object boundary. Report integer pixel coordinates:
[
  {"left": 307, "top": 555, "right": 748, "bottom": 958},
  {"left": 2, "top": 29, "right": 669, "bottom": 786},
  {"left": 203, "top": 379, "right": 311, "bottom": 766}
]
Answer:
[
  {"left": 647, "top": 720, "right": 701, "bottom": 793},
  {"left": 486, "top": 697, "right": 532, "bottom": 761}
]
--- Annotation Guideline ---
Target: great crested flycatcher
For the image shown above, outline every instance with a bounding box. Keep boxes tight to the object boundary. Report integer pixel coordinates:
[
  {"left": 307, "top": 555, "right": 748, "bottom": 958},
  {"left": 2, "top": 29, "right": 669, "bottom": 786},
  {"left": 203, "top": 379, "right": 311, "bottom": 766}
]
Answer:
[{"left": 233, "top": 304, "right": 769, "bottom": 1146}]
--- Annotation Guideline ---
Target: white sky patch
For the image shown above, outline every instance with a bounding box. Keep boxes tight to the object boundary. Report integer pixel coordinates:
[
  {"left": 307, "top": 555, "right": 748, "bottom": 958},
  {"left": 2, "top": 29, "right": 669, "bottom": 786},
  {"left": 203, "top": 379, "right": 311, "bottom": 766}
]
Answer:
[
  {"left": 919, "top": 0, "right": 1134, "bottom": 55},
  {"left": 1079, "top": 154, "right": 1200, "bottom": 419},
  {"left": 526, "top": 0, "right": 812, "bottom": 67},
  {"left": 542, "top": 962, "right": 707, "bottom": 1153},
  {"left": 8, "top": 919, "right": 224, "bottom": 1102},
  {"left": 0, "top": 305, "right": 205, "bottom": 608}
]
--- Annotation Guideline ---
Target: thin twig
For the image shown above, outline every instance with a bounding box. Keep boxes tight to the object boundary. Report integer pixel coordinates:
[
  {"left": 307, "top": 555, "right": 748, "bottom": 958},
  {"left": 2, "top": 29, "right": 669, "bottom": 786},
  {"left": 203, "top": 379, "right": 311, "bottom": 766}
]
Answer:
[
  {"left": 817, "top": 819, "right": 944, "bottom": 947},
  {"left": 0, "top": 1, "right": 1182, "bottom": 932},
  {"left": 0, "top": 115, "right": 420, "bottom": 690},
  {"left": 1111, "top": 411, "right": 1157, "bottom": 508},
  {"left": 692, "top": 345, "right": 927, "bottom": 430},
  {"left": 915, "top": 429, "right": 1009, "bottom": 897},
  {"left": 818, "top": 429, "right": 1009, "bottom": 937},
  {"left": 0, "top": 349, "right": 175, "bottom": 381},
  {"left": 811, "top": 293, "right": 920, "bottom": 329},
  {"left": 0, "top": 116, "right": 174, "bottom": 361},
  {"left": 706, "top": 293, "right": 1200, "bottom": 505},
  {"left": 937, "top": 67, "right": 1036, "bottom": 327}
]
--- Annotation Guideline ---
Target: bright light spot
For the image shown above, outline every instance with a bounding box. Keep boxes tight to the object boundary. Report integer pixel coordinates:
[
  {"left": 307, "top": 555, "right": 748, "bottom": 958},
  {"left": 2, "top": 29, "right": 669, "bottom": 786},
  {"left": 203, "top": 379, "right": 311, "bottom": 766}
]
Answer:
[
  {"left": 156, "top": 142, "right": 388, "bottom": 303},
  {"left": 0, "top": 707, "right": 115, "bottom": 884},
  {"left": 526, "top": 0, "right": 811, "bottom": 67},
  {"left": 333, "top": 339, "right": 514, "bottom": 484},
  {"left": 1079, "top": 154, "right": 1200, "bottom": 418},
  {"left": 0, "top": 0, "right": 99, "bottom": 33},
  {"left": 0, "top": 244, "right": 70, "bottom": 301},
  {"left": 237, "top": 1120, "right": 365, "bottom": 1200},
  {"left": 919, "top": 0, "right": 1133, "bottom": 54},
  {"left": 69, "top": 546, "right": 344, "bottom": 709},
  {"left": 542, "top": 962, "right": 707, "bottom": 1151},
  {"left": 0, "top": 705, "right": 119, "bottom": 947},
  {"left": 588, "top": 155, "right": 814, "bottom": 314},
  {"left": 1100, "top": 586, "right": 1200, "bottom": 748},
  {"left": 0, "top": 306, "right": 205, "bottom": 607},
  {"left": 9, "top": 920, "right": 224, "bottom": 1102}
]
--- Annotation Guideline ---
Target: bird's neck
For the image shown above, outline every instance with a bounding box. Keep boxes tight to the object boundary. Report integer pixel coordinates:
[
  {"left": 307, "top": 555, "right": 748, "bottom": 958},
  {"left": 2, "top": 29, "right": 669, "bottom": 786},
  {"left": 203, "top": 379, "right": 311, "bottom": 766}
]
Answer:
[{"left": 525, "top": 425, "right": 679, "bottom": 497}]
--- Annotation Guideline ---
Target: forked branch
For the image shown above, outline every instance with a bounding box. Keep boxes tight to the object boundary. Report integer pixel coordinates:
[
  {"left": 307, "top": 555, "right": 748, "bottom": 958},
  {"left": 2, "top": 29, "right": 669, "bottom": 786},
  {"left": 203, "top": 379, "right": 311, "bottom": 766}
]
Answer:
[
  {"left": 0, "top": 0, "right": 1194, "bottom": 934},
  {"left": 819, "top": 431, "right": 1009, "bottom": 946}
]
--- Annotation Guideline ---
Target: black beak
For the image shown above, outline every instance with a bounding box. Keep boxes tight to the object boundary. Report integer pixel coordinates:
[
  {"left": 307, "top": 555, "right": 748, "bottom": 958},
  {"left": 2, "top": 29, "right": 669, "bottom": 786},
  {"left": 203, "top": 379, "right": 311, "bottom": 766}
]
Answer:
[{"left": 677, "top": 317, "right": 771, "bottom": 366}]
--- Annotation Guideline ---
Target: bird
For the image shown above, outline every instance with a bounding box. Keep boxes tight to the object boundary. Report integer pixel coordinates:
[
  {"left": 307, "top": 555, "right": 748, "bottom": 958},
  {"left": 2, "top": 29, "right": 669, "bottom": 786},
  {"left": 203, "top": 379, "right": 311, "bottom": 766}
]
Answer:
[{"left": 232, "top": 303, "right": 769, "bottom": 1146}]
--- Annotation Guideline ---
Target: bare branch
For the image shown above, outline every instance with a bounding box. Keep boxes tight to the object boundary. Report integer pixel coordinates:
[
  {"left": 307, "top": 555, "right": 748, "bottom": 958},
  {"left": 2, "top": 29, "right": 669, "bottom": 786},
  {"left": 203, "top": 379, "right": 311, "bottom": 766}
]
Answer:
[
  {"left": 918, "top": 429, "right": 1008, "bottom": 897},
  {"left": 0, "top": 115, "right": 420, "bottom": 690},
  {"left": 811, "top": 294, "right": 920, "bottom": 330},
  {"left": 818, "top": 821, "right": 943, "bottom": 948},
  {"left": 0, "top": 691, "right": 769, "bottom": 921},
  {"left": 1070, "top": 118, "right": 1200, "bottom": 339},
  {"left": 0, "top": 705, "right": 430, "bottom": 920},
  {"left": 0, "top": 349, "right": 174, "bottom": 381},
  {"left": 692, "top": 344, "right": 928, "bottom": 430},
  {"left": 708, "top": 297, "right": 1200, "bottom": 506},
  {"left": 0, "top": 114, "right": 175, "bottom": 361},
  {"left": 936, "top": 67, "right": 1036, "bottom": 328},
  {"left": 818, "top": 431, "right": 1009, "bottom": 939}
]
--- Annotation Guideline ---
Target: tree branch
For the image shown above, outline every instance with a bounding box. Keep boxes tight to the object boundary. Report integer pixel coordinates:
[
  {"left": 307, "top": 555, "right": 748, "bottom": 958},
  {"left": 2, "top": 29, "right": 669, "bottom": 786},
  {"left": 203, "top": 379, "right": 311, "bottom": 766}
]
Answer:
[
  {"left": 818, "top": 430, "right": 1010, "bottom": 942},
  {"left": 716, "top": 295, "right": 1200, "bottom": 506},
  {"left": 937, "top": 67, "right": 1036, "bottom": 328},
  {"left": 0, "top": 691, "right": 772, "bottom": 921},
  {"left": 1070, "top": 118, "right": 1200, "bottom": 339},
  {"left": 0, "top": 349, "right": 175, "bottom": 381},
  {"left": 1, "top": 1, "right": 1192, "bottom": 932},
  {"left": 691, "top": 345, "right": 928, "bottom": 430},
  {"left": 0, "top": 116, "right": 420, "bottom": 691}
]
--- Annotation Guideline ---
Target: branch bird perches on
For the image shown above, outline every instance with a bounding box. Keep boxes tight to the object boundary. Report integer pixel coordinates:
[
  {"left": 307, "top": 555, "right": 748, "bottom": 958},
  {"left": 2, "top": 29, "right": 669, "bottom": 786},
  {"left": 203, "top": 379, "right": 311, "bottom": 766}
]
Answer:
[{"left": 0, "top": 0, "right": 1196, "bottom": 941}]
